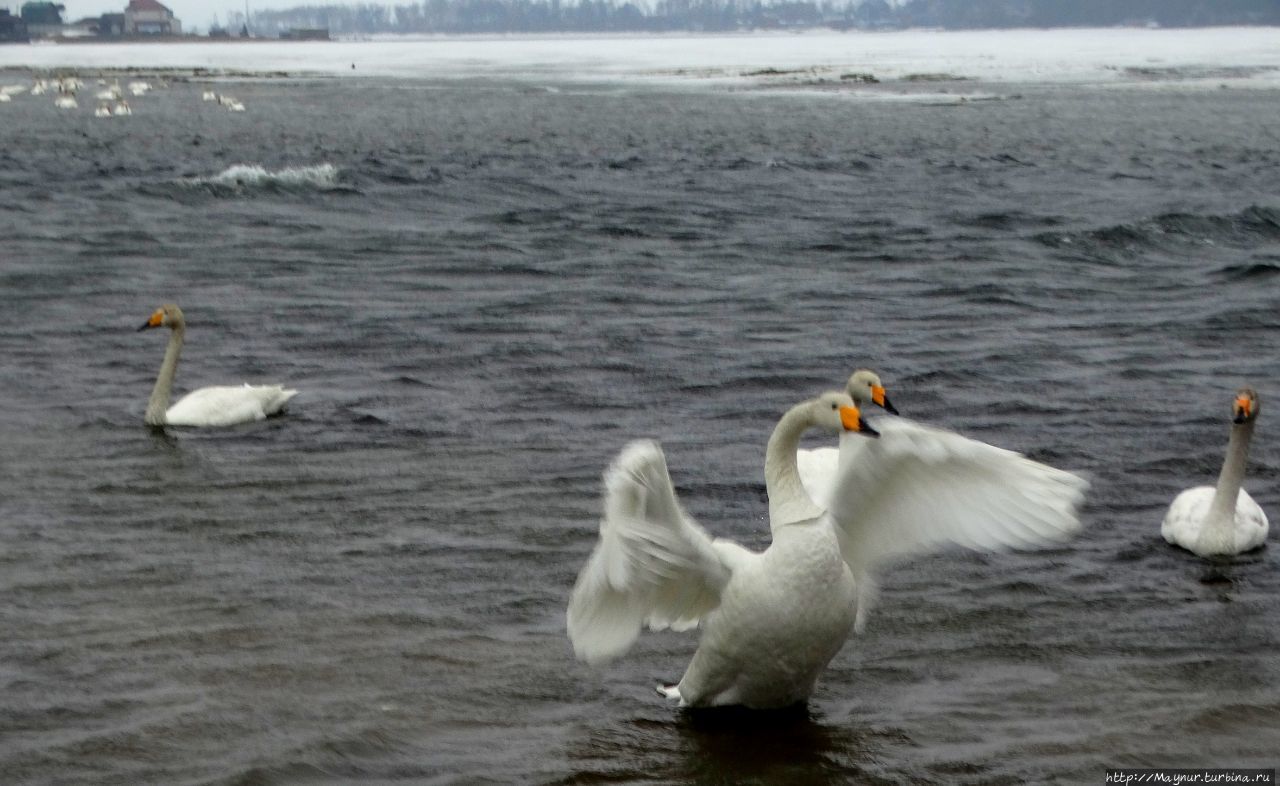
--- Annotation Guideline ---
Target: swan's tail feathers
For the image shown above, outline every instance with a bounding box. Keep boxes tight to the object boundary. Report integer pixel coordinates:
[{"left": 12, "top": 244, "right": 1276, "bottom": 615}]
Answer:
[
  {"left": 567, "top": 440, "right": 730, "bottom": 667},
  {"left": 250, "top": 384, "right": 298, "bottom": 416},
  {"left": 657, "top": 683, "right": 682, "bottom": 701}
]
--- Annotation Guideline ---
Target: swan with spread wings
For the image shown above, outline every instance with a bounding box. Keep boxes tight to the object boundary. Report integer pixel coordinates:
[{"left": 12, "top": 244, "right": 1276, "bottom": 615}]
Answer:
[{"left": 567, "top": 383, "right": 1087, "bottom": 709}]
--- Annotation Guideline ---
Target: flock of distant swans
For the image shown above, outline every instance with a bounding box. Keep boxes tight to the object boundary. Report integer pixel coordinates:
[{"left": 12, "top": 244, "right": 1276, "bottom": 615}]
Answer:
[
  {"left": 0, "top": 76, "right": 246, "bottom": 116},
  {"left": 138, "top": 303, "right": 1268, "bottom": 710}
]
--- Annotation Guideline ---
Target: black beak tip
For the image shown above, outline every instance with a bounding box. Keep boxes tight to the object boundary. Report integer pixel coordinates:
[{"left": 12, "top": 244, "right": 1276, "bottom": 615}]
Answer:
[
  {"left": 137, "top": 323, "right": 151, "bottom": 331},
  {"left": 882, "top": 398, "right": 900, "bottom": 416},
  {"left": 861, "top": 421, "right": 881, "bottom": 438}
]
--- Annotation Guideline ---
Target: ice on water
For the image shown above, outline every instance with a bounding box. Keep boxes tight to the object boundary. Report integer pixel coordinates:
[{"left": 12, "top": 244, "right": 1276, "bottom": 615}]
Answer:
[{"left": 0, "top": 27, "right": 1278, "bottom": 89}]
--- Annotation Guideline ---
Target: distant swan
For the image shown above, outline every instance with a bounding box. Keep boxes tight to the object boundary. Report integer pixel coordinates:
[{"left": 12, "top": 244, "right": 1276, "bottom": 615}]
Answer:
[
  {"left": 566, "top": 390, "right": 1086, "bottom": 709},
  {"left": 797, "top": 368, "right": 897, "bottom": 505},
  {"left": 137, "top": 304, "right": 298, "bottom": 428},
  {"left": 95, "top": 81, "right": 121, "bottom": 101},
  {"left": 1161, "top": 388, "right": 1269, "bottom": 557}
]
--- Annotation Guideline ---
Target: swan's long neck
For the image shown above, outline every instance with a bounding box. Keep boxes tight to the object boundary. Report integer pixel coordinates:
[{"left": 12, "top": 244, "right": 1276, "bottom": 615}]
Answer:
[
  {"left": 145, "top": 326, "right": 184, "bottom": 426},
  {"left": 1204, "top": 418, "right": 1255, "bottom": 541},
  {"left": 765, "top": 404, "right": 826, "bottom": 526}
]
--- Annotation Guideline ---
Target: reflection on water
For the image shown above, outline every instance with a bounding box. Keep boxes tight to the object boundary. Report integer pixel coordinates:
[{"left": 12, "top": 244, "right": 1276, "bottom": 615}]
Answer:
[
  {"left": 562, "top": 704, "right": 906, "bottom": 785},
  {"left": 147, "top": 427, "right": 181, "bottom": 451},
  {"left": 675, "top": 705, "right": 887, "bottom": 786}
]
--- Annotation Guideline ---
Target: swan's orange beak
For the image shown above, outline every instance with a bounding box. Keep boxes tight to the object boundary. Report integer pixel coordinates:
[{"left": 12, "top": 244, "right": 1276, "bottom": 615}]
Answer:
[
  {"left": 137, "top": 310, "right": 164, "bottom": 331},
  {"left": 870, "top": 384, "right": 899, "bottom": 416},
  {"left": 840, "top": 405, "right": 879, "bottom": 438},
  {"left": 1234, "top": 395, "right": 1253, "bottom": 423}
]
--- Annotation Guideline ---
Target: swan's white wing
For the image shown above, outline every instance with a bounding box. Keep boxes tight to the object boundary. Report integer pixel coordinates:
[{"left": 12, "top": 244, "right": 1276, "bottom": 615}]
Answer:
[
  {"left": 796, "top": 446, "right": 839, "bottom": 506},
  {"left": 1234, "top": 490, "right": 1269, "bottom": 552},
  {"left": 567, "top": 440, "right": 738, "bottom": 666},
  {"left": 1160, "top": 486, "right": 1213, "bottom": 550},
  {"left": 166, "top": 384, "right": 297, "bottom": 427},
  {"left": 796, "top": 439, "right": 871, "bottom": 507},
  {"left": 829, "top": 417, "right": 1088, "bottom": 579}
]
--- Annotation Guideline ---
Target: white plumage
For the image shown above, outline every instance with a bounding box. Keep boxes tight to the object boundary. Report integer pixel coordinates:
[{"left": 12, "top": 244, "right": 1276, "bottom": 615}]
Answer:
[
  {"left": 1161, "top": 388, "right": 1268, "bottom": 557},
  {"left": 566, "top": 440, "right": 734, "bottom": 665},
  {"left": 163, "top": 383, "right": 298, "bottom": 428},
  {"left": 567, "top": 389, "right": 1088, "bottom": 709},
  {"left": 828, "top": 417, "right": 1086, "bottom": 629},
  {"left": 138, "top": 304, "right": 297, "bottom": 428},
  {"left": 1161, "top": 487, "right": 1267, "bottom": 556}
]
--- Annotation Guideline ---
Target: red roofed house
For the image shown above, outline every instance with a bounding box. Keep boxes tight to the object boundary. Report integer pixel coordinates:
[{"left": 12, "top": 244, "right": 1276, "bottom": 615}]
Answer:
[{"left": 124, "top": 0, "right": 180, "bottom": 34}]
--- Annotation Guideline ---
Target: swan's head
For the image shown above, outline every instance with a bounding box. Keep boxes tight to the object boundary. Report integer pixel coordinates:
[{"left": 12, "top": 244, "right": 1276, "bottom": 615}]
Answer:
[
  {"left": 138, "top": 304, "right": 185, "bottom": 332},
  {"left": 1233, "top": 387, "right": 1260, "bottom": 424},
  {"left": 814, "top": 391, "right": 879, "bottom": 438},
  {"left": 846, "top": 368, "right": 899, "bottom": 415}
]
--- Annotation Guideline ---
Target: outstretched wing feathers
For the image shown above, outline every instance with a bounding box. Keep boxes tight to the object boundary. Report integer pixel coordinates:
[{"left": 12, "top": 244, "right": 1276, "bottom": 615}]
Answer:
[
  {"left": 569, "top": 418, "right": 1088, "bottom": 662},
  {"left": 829, "top": 417, "right": 1088, "bottom": 578},
  {"left": 567, "top": 440, "right": 734, "bottom": 666}
]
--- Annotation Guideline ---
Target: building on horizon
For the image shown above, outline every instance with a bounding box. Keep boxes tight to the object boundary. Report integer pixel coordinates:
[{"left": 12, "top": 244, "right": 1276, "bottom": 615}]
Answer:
[
  {"left": 123, "top": 0, "right": 180, "bottom": 35},
  {"left": 0, "top": 8, "right": 30, "bottom": 41}
]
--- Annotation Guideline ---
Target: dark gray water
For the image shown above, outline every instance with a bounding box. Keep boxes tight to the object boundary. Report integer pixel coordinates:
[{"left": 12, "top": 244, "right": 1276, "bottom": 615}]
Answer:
[{"left": 1, "top": 67, "right": 1278, "bottom": 784}]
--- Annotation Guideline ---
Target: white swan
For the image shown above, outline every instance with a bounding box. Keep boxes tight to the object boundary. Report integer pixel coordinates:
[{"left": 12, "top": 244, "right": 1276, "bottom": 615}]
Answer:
[
  {"left": 137, "top": 304, "right": 298, "bottom": 428},
  {"left": 95, "top": 81, "right": 121, "bottom": 102},
  {"left": 568, "top": 391, "right": 874, "bottom": 708},
  {"left": 797, "top": 368, "right": 897, "bottom": 506},
  {"left": 566, "top": 391, "right": 1087, "bottom": 709},
  {"left": 1161, "top": 388, "right": 1269, "bottom": 557}
]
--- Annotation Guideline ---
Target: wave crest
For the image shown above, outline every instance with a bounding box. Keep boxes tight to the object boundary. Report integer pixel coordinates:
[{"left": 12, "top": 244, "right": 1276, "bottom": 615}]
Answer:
[{"left": 204, "top": 163, "right": 340, "bottom": 189}]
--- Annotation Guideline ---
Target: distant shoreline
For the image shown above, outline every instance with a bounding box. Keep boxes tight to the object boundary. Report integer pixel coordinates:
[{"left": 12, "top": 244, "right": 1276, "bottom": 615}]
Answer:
[{"left": 12, "top": 36, "right": 328, "bottom": 45}]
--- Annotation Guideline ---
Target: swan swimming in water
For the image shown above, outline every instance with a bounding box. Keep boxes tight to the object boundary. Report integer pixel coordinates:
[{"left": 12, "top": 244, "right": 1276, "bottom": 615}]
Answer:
[
  {"left": 566, "top": 389, "right": 1087, "bottom": 709},
  {"left": 137, "top": 304, "right": 298, "bottom": 428},
  {"left": 1161, "top": 388, "right": 1269, "bottom": 557}
]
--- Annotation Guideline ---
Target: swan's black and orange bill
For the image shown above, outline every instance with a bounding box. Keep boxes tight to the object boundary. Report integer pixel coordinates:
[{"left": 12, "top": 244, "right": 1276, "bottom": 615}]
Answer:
[
  {"left": 840, "top": 405, "right": 880, "bottom": 438},
  {"left": 1233, "top": 393, "right": 1254, "bottom": 423},
  {"left": 870, "top": 384, "right": 899, "bottom": 416},
  {"left": 137, "top": 310, "right": 164, "bottom": 331}
]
